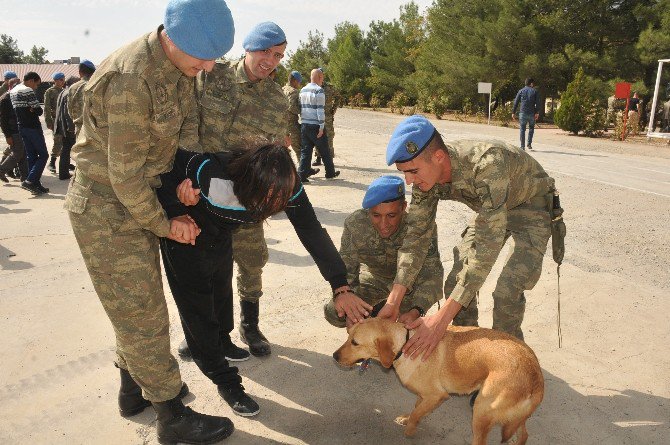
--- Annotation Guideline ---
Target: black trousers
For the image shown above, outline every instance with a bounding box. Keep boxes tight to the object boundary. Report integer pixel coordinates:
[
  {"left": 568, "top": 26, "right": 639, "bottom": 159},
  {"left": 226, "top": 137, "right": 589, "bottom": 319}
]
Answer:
[
  {"left": 160, "top": 235, "right": 242, "bottom": 388},
  {"left": 59, "top": 134, "right": 75, "bottom": 178}
]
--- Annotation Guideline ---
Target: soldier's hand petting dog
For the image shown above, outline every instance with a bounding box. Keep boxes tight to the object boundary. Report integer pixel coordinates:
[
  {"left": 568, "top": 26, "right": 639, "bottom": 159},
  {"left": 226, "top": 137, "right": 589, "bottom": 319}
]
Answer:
[
  {"left": 168, "top": 215, "right": 201, "bottom": 245},
  {"left": 333, "top": 288, "right": 373, "bottom": 326},
  {"left": 177, "top": 178, "right": 201, "bottom": 206},
  {"left": 403, "top": 298, "right": 463, "bottom": 361}
]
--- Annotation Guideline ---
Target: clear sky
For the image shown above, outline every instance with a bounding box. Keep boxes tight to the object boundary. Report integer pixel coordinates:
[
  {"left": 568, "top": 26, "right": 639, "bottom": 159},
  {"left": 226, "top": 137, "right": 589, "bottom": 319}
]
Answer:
[{"left": 1, "top": 0, "right": 434, "bottom": 65}]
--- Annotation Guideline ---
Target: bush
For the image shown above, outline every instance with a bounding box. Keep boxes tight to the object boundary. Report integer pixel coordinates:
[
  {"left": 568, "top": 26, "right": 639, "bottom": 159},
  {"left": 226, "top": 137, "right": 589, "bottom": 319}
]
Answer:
[
  {"left": 554, "top": 67, "right": 608, "bottom": 136},
  {"left": 369, "top": 95, "right": 381, "bottom": 111},
  {"left": 429, "top": 96, "right": 448, "bottom": 119},
  {"left": 350, "top": 93, "right": 365, "bottom": 109},
  {"left": 462, "top": 97, "right": 475, "bottom": 116},
  {"left": 389, "top": 91, "right": 409, "bottom": 114},
  {"left": 493, "top": 102, "right": 513, "bottom": 127}
]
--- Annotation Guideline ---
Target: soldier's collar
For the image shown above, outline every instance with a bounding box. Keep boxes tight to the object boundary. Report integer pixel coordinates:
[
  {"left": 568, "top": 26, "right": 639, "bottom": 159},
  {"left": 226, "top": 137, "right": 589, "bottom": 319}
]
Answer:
[
  {"left": 151, "top": 25, "right": 183, "bottom": 84},
  {"left": 444, "top": 142, "right": 466, "bottom": 189}
]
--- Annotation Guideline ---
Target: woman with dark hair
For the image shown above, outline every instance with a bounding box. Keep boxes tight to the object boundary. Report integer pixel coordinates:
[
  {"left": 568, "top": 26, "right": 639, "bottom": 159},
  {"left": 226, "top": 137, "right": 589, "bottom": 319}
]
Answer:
[{"left": 156, "top": 143, "right": 371, "bottom": 418}]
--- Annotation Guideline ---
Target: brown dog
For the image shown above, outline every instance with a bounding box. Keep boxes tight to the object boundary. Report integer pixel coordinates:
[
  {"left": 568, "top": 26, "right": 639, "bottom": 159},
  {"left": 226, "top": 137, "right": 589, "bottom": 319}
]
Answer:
[{"left": 333, "top": 318, "right": 544, "bottom": 444}]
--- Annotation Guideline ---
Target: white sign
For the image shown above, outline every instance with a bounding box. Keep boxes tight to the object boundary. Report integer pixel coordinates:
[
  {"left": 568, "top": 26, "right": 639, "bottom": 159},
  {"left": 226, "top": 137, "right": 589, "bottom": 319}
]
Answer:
[{"left": 478, "top": 82, "right": 492, "bottom": 94}]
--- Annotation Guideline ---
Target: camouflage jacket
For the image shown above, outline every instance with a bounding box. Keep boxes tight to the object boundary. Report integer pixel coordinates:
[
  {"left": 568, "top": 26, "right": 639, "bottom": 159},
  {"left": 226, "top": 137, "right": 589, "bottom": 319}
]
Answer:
[
  {"left": 71, "top": 26, "right": 201, "bottom": 238},
  {"left": 282, "top": 83, "right": 300, "bottom": 127},
  {"left": 196, "top": 58, "right": 288, "bottom": 153},
  {"left": 396, "top": 140, "right": 555, "bottom": 306},
  {"left": 43, "top": 85, "right": 63, "bottom": 127},
  {"left": 323, "top": 83, "right": 340, "bottom": 122},
  {"left": 342, "top": 209, "right": 442, "bottom": 312},
  {"left": 68, "top": 79, "right": 88, "bottom": 137}
]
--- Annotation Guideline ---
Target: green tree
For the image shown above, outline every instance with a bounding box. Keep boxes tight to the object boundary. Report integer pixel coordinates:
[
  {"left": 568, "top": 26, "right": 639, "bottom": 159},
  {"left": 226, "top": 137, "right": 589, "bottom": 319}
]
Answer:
[
  {"left": 24, "top": 45, "right": 49, "bottom": 64},
  {"left": 286, "top": 31, "right": 328, "bottom": 82},
  {"left": 367, "top": 3, "right": 425, "bottom": 102},
  {"left": 0, "top": 34, "right": 24, "bottom": 63},
  {"left": 327, "top": 22, "right": 370, "bottom": 99},
  {"left": 554, "top": 68, "right": 608, "bottom": 135}
]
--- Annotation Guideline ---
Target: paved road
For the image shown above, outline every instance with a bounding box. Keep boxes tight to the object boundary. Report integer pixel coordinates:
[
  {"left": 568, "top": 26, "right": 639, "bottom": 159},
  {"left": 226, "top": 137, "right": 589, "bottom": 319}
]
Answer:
[{"left": 1, "top": 109, "right": 668, "bottom": 444}]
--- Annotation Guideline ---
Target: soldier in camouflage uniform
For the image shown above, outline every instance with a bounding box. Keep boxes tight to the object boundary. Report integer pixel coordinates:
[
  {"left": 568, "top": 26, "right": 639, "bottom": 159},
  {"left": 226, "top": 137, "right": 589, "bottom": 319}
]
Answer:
[
  {"left": 313, "top": 74, "right": 340, "bottom": 165},
  {"left": 64, "top": 1, "right": 236, "bottom": 443},
  {"left": 190, "top": 21, "right": 290, "bottom": 358},
  {"left": 282, "top": 70, "right": 302, "bottom": 161},
  {"left": 324, "top": 175, "right": 443, "bottom": 327},
  {"left": 381, "top": 115, "right": 556, "bottom": 360},
  {"left": 44, "top": 72, "right": 65, "bottom": 174},
  {"left": 68, "top": 60, "right": 96, "bottom": 138}
]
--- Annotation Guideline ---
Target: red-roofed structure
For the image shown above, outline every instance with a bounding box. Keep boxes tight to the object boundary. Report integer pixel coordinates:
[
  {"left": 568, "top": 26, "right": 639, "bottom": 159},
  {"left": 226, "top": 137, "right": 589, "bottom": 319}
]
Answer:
[{"left": 1, "top": 64, "right": 81, "bottom": 81}]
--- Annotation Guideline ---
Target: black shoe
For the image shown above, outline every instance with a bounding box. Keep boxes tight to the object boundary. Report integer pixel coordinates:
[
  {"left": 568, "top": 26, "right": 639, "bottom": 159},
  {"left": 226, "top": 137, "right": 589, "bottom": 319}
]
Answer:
[
  {"left": 239, "top": 300, "right": 271, "bottom": 357},
  {"left": 6, "top": 169, "right": 17, "bottom": 179},
  {"left": 47, "top": 158, "right": 57, "bottom": 173},
  {"left": 526, "top": 144, "right": 533, "bottom": 150},
  {"left": 325, "top": 171, "right": 340, "bottom": 179},
  {"left": 222, "top": 343, "right": 251, "bottom": 362},
  {"left": 59, "top": 173, "right": 72, "bottom": 180},
  {"left": 300, "top": 176, "right": 310, "bottom": 184},
  {"left": 0, "top": 171, "right": 7, "bottom": 183},
  {"left": 35, "top": 182, "right": 49, "bottom": 193},
  {"left": 69, "top": 164, "right": 75, "bottom": 171},
  {"left": 118, "top": 366, "right": 189, "bottom": 418},
  {"left": 218, "top": 384, "right": 260, "bottom": 417},
  {"left": 312, "top": 157, "right": 321, "bottom": 166},
  {"left": 20, "top": 180, "right": 42, "bottom": 195},
  {"left": 177, "top": 339, "right": 250, "bottom": 362},
  {"left": 469, "top": 390, "right": 479, "bottom": 408},
  {"left": 153, "top": 398, "right": 234, "bottom": 445},
  {"left": 308, "top": 167, "right": 320, "bottom": 177}
]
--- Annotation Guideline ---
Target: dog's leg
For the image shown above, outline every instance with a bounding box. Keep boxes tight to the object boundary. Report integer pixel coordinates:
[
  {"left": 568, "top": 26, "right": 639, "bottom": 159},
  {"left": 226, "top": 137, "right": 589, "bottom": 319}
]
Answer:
[
  {"left": 501, "top": 420, "right": 528, "bottom": 445},
  {"left": 395, "top": 395, "right": 423, "bottom": 426},
  {"left": 471, "top": 411, "right": 494, "bottom": 445},
  {"left": 403, "top": 395, "right": 444, "bottom": 437}
]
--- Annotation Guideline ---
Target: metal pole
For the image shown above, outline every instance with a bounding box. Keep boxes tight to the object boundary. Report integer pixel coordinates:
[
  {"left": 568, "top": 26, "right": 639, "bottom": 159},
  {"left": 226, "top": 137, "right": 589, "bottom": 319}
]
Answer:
[
  {"left": 487, "top": 93, "right": 491, "bottom": 125},
  {"left": 647, "top": 60, "right": 664, "bottom": 135}
]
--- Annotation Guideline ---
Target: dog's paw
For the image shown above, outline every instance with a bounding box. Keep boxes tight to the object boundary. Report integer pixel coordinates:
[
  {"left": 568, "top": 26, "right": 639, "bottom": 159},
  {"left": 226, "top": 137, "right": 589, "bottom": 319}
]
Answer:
[
  {"left": 394, "top": 415, "right": 409, "bottom": 426},
  {"left": 403, "top": 425, "right": 417, "bottom": 437}
]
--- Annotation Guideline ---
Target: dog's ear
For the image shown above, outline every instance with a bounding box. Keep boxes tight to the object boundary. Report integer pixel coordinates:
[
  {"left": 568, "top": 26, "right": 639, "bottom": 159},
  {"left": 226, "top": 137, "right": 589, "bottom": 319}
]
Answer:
[{"left": 376, "top": 338, "right": 396, "bottom": 369}]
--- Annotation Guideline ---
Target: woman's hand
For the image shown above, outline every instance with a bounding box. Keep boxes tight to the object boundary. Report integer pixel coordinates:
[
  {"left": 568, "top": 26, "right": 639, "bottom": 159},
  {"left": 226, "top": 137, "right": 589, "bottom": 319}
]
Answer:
[{"left": 177, "top": 179, "right": 200, "bottom": 206}]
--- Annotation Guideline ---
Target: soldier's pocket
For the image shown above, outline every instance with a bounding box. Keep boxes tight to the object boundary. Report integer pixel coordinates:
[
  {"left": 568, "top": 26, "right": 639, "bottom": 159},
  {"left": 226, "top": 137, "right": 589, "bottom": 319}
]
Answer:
[
  {"left": 63, "top": 180, "right": 91, "bottom": 215},
  {"left": 150, "top": 108, "right": 182, "bottom": 139},
  {"left": 200, "top": 94, "right": 235, "bottom": 116},
  {"left": 103, "top": 201, "right": 142, "bottom": 234}
]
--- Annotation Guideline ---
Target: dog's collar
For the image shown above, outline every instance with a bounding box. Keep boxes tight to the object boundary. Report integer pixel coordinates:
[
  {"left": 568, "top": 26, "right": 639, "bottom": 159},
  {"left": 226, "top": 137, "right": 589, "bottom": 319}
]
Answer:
[{"left": 393, "top": 328, "right": 411, "bottom": 362}]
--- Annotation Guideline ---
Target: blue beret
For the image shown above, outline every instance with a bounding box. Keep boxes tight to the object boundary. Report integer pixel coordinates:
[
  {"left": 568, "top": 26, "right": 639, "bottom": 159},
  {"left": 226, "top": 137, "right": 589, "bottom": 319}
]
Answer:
[
  {"left": 290, "top": 70, "right": 302, "bottom": 83},
  {"left": 386, "top": 115, "right": 438, "bottom": 165},
  {"left": 80, "top": 60, "right": 95, "bottom": 70},
  {"left": 164, "top": 0, "right": 235, "bottom": 60},
  {"left": 243, "top": 21, "right": 286, "bottom": 51},
  {"left": 3, "top": 71, "right": 17, "bottom": 80},
  {"left": 52, "top": 72, "right": 65, "bottom": 80},
  {"left": 362, "top": 175, "right": 406, "bottom": 209}
]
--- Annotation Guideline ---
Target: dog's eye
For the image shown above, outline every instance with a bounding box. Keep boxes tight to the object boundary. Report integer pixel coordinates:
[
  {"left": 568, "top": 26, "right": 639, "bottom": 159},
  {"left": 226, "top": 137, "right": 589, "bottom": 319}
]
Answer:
[{"left": 351, "top": 339, "right": 359, "bottom": 346}]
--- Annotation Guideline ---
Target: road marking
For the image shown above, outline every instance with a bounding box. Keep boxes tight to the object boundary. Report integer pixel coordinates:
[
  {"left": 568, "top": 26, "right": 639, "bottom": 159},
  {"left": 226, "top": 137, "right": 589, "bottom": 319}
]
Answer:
[{"left": 547, "top": 170, "right": 670, "bottom": 198}]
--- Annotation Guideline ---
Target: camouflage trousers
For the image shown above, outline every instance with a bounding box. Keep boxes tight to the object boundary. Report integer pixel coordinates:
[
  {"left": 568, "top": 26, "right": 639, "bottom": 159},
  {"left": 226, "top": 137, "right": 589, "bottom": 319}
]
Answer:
[
  {"left": 66, "top": 173, "right": 182, "bottom": 401},
  {"left": 324, "top": 266, "right": 442, "bottom": 327},
  {"left": 232, "top": 221, "right": 268, "bottom": 303},
  {"left": 288, "top": 122, "right": 301, "bottom": 162},
  {"left": 50, "top": 131, "right": 63, "bottom": 158},
  {"left": 446, "top": 203, "right": 551, "bottom": 340}
]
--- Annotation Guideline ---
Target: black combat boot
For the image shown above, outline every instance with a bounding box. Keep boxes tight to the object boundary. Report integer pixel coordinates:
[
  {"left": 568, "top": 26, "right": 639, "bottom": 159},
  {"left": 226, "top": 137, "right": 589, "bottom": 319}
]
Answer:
[
  {"left": 47, "top": 157, "right": 57, "bottom": 173},
  {"left": 152, "top": 397, "right": 234, "bottom": 445},
  {"left": 117, "top": 366, "right": 189, "bottom": 418},
  {"left": 239, "top": 300, "right": 271, "bottom": 357}
]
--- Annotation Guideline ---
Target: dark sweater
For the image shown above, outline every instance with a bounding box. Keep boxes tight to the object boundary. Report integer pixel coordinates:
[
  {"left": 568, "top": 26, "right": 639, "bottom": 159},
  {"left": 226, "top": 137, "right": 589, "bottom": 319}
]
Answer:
[
  {"left": 9, "top": 84, "right": 43, "bottom": 130},
  {"left": 0, "top": 92, "right": 18, "bottom": 137},
  {"left": 158, "top": 149, "right": 348, "bottom": 290}
]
